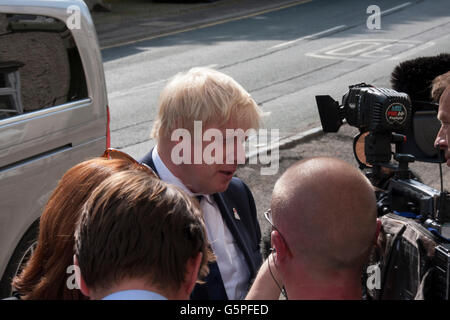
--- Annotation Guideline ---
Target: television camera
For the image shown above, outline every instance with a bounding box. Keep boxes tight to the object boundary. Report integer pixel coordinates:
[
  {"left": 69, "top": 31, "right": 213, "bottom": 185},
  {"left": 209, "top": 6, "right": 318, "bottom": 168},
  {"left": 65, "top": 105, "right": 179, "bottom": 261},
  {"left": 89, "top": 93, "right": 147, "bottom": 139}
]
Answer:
[{"left": 316, "top": 83, "right": 450, "bottom": 299}]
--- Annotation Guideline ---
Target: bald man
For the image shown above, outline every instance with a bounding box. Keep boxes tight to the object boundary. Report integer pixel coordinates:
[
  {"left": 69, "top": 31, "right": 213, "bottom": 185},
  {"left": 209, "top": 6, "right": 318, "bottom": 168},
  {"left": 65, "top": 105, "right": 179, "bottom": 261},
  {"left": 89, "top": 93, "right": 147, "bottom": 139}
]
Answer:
[{"left": 247, "top": 157, "right": 377, "bottom": 300}]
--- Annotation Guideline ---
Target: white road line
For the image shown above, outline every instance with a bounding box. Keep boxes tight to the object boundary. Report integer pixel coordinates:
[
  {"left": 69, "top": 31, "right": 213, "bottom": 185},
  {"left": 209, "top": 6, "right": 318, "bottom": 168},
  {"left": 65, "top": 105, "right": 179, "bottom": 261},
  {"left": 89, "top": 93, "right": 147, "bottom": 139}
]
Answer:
[
  {"left": 108, "top": 64, "right": 219, "bottom": 100},
  {"left": 100, "top": 0, "right": 313, "bottom": 50},
  {"left": 109, "top": 79, "right": 166, "bottom": 99},
  {"left": 380, "top": 2, "right": 412, "bottom": 16},
  {"left": 268, "top": 25, "right": 347, "bottom": 50},
  {"left": 268, "top": 2, "right": 412, "bottom": 51},
  {"left": 388, "top": 41, "right": 436, "bottom": 60}
]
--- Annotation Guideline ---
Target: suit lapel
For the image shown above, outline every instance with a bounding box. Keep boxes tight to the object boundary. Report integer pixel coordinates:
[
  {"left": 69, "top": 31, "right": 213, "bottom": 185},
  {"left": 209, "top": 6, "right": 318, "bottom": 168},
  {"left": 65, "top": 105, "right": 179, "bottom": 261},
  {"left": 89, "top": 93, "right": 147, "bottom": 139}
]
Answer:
[
  {"left": 140, "top": 147, "right": 160, "bottom": 178},
  {"left": 142, "top": 148, "right": 256, "bottom": 293},
  {"left": 142, "top": 149, "right": 228, "bottom": 299},
  {"left": 213, "top": 193, "right": 256, "bottom": 278}
]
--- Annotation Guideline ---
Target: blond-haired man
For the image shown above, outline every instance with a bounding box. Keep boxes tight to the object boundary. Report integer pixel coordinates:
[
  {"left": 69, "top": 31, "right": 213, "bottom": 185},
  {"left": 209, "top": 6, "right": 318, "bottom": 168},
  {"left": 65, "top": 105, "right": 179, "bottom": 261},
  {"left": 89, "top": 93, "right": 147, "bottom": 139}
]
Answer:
[{"left": 141, "top": 67, "right": 263, "bottom": 300}]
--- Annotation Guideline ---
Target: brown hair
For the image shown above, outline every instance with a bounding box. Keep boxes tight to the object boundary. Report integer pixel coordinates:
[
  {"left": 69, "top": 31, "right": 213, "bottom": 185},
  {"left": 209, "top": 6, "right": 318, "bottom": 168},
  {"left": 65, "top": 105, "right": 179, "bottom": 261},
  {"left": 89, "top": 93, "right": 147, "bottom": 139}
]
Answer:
[
  {"left": 12, "top": 158, "right": 139, "bottom": 300},
  {"left": 74, "top": 170, "right": 212, "bottom": 294},
  {"left": 431, "top": 71, "right": 450, "bottom": 102}
]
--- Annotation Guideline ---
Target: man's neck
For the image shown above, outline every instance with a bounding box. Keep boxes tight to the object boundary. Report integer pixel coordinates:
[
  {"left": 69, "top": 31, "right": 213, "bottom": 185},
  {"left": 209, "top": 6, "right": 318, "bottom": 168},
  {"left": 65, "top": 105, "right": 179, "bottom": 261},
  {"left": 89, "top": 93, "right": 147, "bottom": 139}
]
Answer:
[
  {"left": 90, "top": 278, "right": 179, "bottom": 300},
  {"left": 284, "top": 268, "right": 363, "bottom": 300},
  {"left": 157, "top": 143, "right": 189, "bottom": 187},
  {"left": 286, "top": 283, "right": 362, "bottom": 300},
  {"left": 158, "top": 144, "right": 176, "bottom": 173}
]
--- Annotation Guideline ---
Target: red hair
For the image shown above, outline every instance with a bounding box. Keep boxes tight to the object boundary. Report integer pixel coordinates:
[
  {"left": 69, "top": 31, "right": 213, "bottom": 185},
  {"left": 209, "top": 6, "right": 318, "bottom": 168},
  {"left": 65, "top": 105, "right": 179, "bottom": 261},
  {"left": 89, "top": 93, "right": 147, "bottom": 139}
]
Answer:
[{"left": 12, "top": 158, "right": 139, "bottom": 299}]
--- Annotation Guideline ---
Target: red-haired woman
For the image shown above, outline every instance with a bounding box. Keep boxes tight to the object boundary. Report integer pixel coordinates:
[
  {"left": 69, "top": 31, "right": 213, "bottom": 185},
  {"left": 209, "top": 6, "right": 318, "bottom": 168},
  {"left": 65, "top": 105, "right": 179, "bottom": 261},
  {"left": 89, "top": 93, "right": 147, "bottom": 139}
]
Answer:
[{"left": 11, "top": 157, "right": 141, "bottom": 299}]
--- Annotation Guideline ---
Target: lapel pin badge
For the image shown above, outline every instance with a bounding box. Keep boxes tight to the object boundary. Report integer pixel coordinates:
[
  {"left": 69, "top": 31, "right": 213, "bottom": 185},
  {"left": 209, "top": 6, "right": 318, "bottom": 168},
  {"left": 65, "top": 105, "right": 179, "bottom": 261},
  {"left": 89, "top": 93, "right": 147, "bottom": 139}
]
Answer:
[{"left": 233, "top": 208, "right": 240, "bottom": 220}]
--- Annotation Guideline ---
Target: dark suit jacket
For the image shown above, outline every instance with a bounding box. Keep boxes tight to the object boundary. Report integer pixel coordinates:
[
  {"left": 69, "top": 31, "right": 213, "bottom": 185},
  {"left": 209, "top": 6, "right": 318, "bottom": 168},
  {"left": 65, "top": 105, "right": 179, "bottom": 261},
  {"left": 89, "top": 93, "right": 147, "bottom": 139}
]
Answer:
[{"left": 141, "top": 149, "right": 263, "bottom": 300}]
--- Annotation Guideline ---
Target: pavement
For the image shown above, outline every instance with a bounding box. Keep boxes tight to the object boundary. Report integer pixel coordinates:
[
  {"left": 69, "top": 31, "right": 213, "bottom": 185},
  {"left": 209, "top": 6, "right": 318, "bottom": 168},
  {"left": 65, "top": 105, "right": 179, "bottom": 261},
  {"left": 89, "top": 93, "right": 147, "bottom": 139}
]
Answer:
[{"left": 93, "top": 0, "right": 450, "bottom": 234}]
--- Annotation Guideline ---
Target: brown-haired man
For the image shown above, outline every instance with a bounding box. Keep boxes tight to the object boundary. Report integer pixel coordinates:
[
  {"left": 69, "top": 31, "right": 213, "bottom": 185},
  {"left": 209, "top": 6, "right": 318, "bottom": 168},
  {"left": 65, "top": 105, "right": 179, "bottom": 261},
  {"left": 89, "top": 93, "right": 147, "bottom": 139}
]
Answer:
[{"left": 73, "top": 170, "right": 213, "bottom": 300}]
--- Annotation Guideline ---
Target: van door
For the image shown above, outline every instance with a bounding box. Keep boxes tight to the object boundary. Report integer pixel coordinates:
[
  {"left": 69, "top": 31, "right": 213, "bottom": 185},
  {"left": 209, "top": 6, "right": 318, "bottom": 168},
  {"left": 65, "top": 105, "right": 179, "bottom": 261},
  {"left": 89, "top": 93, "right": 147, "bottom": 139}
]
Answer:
[{"left": 0, "top": 10, "right": 107, "bottom": 294}]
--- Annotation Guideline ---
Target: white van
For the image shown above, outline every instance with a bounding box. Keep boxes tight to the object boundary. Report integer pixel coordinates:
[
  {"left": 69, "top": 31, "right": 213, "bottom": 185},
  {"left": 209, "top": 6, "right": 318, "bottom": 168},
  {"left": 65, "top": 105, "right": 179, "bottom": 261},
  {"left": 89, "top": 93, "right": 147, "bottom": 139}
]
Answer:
[{"left": 0, "top": 0, "right": 109, "bottom": 297}]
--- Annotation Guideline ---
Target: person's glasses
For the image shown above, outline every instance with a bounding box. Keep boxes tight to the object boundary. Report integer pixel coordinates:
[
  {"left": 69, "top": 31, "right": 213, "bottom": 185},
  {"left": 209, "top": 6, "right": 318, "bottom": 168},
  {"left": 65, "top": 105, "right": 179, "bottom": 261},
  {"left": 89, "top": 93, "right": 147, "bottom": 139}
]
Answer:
[
  {"left": 102, "top": 148, "right": 159, "bottom": 179},
  {"left": 264, "top": 209, "right": 288, "bottom": 242},
  {"left": 263, "top": 208, "right": 288, "bottom": 299},
  {"left": 264, "top": 209, "right": 278, "bottom": 231}
]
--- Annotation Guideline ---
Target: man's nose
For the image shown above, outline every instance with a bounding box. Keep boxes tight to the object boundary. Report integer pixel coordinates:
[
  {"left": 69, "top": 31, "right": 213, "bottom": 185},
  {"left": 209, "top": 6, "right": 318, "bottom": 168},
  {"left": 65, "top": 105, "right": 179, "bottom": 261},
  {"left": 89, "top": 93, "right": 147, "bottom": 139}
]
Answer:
[
  {"left": 436, "top": 137, "right": 443, "bottom": 148},
  {"left": 435, "top": 139, "right": 447, "bottom": 150},
  {"left": 435, "top": 132, "right": 447, "bottom": 149}
]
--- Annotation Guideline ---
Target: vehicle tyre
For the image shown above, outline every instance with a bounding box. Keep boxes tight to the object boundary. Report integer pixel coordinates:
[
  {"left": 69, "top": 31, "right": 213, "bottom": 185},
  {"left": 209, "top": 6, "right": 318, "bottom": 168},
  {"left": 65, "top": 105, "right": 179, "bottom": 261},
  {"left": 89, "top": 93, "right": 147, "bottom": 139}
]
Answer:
[{"left": 0, "top": 221, "right": 39, "bottom": 299}]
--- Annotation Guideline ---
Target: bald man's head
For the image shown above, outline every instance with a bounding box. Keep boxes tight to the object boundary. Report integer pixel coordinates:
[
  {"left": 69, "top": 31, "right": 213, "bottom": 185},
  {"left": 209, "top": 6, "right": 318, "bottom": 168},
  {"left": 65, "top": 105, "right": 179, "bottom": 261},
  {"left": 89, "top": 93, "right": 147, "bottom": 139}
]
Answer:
[{"left": 271, "top": 157, "right": 377, "bottom": 272}]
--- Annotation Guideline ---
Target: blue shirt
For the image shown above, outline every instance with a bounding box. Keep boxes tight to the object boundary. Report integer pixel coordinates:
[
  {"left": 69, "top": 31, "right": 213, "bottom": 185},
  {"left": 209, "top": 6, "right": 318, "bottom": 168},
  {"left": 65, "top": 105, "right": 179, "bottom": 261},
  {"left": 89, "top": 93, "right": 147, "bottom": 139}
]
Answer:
[{"left": 102, "top": 290, "right": 167, "bottom": 300}]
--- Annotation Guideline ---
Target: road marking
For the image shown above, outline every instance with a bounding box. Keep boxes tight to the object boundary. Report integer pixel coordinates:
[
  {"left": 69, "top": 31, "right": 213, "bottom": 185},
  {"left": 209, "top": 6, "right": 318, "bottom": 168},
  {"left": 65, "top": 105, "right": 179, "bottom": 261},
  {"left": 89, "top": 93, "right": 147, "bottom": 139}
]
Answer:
[
  {"left": 246, "top": 127, "right": 323, "bottom": 161},
  {"left": 306, "top": 39, "right": 422, "bottom": 61},
  {"left": 325, "top": 41, "right": 381, "bottom": 56},
  {"left": 388, "top": 41, "right": 435, "bottom": 60},
  {"left": 267, "top": 2, "right": 412, "bottom": 51},
  {"left": 109, "top": 79, "right": 166, "bottom": 99},
  {"left": 380, "top": 2, "right": 412, "bottom": 16},
  {"left": 108, "top": 64, "right": 219, "bottom": 99},
  {"left": 101, "top": 0, "right": 313, "bottom": 50},
  {"left": 268, "top": 25, "right": 348, "bottom": 50}
]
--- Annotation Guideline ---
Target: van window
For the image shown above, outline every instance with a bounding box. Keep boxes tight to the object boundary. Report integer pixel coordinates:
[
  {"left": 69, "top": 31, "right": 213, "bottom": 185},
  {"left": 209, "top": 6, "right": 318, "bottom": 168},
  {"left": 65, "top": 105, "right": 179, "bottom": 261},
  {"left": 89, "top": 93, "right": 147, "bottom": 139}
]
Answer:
[{"left": 0, "top": 13, "right": 88, "bottom": 121}]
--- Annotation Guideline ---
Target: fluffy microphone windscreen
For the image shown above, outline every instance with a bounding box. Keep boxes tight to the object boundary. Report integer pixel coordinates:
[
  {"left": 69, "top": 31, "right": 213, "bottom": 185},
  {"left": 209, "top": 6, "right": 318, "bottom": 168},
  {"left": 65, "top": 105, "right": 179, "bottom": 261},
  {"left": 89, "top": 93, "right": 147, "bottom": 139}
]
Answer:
[{"left": 390, "top": 53, "right": 450, "bottom": 102}]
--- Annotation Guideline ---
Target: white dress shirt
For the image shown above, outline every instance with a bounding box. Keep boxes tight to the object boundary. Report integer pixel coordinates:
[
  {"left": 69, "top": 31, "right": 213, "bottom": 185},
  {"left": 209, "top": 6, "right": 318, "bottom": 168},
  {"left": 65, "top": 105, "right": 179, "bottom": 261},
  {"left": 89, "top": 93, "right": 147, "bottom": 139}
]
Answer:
[{"left": 152, "top": 146, "right": 250, "bottom": 300}]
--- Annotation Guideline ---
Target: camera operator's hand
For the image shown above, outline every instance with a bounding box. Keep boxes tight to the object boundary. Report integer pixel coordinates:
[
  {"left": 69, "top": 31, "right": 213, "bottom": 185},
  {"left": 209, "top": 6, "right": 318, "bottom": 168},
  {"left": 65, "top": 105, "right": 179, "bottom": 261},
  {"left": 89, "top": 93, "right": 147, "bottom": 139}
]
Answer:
[{"left": 246, "top": 252, "right": 284, "bottom": 300}]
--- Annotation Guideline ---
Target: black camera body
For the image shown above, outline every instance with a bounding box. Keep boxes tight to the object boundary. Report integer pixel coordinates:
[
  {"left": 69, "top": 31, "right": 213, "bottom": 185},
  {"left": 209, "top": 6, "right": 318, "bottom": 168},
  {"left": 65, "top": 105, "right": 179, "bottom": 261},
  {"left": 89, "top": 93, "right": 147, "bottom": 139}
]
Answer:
[
  {"left": 316, "top": 84, "right": 450, "bottom": 299},
  {"left": 318, "top": 84, "right": 411, "bottom": 133}
]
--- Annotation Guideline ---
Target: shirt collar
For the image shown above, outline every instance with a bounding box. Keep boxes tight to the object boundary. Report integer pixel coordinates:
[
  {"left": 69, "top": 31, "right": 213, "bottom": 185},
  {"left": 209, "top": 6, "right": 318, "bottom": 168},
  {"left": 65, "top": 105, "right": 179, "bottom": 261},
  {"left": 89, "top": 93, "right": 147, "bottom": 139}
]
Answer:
[{"left": 102, "top": 290, "right": 167, "bottom": 300}]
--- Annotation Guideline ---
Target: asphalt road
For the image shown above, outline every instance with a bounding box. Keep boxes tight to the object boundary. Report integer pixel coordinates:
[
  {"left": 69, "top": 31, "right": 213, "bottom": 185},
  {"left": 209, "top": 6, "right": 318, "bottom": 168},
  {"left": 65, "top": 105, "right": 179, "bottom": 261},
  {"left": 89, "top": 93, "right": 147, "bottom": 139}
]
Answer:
[
  {"left": 102, "top": 0, "right": 450, "bottom": 161},
  {"left": 101, "top": 0, "right": 450, "bottom": 238}
]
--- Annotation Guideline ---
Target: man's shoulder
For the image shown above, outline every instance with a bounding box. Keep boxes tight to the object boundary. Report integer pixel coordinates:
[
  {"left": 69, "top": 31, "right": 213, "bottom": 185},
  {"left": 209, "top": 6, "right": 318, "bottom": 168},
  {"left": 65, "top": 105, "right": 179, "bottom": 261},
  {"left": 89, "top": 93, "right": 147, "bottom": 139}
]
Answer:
[
  {"left": 227, "top": 177, "right": 249, "bottom": 192},
  {"left": 222, "top": 177, "right": 254, "bottom": 203}
]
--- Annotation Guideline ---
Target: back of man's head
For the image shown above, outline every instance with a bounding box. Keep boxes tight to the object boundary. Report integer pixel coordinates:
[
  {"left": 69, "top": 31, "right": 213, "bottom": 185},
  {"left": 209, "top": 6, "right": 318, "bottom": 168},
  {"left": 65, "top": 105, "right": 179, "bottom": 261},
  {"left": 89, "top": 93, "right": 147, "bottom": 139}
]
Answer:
[
  {"left": 74, "top": 170, "right": 211, "bottom": 299},
  {"left": 271, "top": 157, "right": 377, "bottom": 283}
]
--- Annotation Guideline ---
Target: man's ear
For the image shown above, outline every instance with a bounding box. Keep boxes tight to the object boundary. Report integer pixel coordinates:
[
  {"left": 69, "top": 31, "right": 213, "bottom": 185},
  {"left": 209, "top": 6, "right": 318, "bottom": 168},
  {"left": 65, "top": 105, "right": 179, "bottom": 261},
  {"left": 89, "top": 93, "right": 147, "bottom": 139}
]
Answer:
[
  {"left": 271, "top": 230, "right": 290, "bottom": 264},
  {"left": 184, "top": 252, "right": 203, "bottom": 298},
  {"left": 374, "top": 218, "right": 382, "bottom": 244},
  {"left": 73, "top": 255, "right": 90, "bottom": 297}
]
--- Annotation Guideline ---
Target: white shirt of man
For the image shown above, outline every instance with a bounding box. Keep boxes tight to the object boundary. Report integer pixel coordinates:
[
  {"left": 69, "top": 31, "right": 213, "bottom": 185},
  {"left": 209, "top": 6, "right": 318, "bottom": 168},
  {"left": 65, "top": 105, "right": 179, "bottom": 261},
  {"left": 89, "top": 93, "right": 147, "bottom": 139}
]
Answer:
[{"left": 152, "top": 146, "right": 250, "bottom": 300}]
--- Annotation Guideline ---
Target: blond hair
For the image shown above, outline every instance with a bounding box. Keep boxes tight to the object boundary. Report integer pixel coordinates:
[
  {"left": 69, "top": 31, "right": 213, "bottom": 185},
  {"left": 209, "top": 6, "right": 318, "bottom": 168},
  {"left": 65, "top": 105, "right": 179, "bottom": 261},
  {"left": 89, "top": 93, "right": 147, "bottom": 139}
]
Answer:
[{"left": 151, "top": 67, "right": 261, "bottom": 140}]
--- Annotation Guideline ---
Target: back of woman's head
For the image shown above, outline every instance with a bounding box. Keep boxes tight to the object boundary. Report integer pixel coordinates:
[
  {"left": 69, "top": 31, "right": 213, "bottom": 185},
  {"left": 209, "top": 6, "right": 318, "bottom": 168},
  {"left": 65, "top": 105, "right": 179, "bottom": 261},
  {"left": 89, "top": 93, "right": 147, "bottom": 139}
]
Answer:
[{"left": 12, "top": 158, "right": 138, "bottom": 300}]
